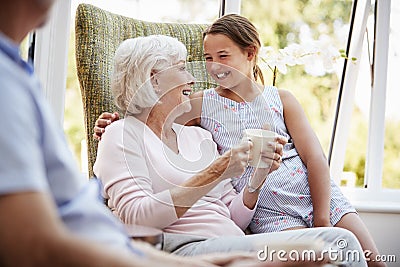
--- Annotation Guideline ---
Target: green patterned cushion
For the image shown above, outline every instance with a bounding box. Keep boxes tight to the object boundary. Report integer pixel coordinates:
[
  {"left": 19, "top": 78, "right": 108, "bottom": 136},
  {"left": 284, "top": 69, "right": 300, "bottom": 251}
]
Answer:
[{"left": 75, "top": 3, "right": 215, "bottom": 177}]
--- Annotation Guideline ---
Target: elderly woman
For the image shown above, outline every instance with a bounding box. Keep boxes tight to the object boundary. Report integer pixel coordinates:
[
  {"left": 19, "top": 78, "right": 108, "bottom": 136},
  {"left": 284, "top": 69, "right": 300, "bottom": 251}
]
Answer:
[{"left": 94, "top": 35, "right": 366, "bottom": 266}]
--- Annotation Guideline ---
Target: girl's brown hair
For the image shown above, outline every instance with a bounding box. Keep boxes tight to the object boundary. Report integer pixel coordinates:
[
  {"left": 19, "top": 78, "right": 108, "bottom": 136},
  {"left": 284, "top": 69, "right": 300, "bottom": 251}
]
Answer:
[{"left": 203, "top": 14, "right": 264, "bottom": 84}]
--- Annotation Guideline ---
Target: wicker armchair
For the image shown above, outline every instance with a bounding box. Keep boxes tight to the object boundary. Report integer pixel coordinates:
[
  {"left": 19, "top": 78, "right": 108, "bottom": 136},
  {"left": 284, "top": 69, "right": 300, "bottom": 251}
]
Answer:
[{"left": 75, "top": 3, "right": 215, "bottom": 177}]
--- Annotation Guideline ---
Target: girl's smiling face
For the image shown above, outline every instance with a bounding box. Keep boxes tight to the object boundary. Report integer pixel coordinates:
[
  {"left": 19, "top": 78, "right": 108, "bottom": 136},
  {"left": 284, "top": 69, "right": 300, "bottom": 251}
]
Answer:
[{"left": 203, "top": 33, "right": 255, "bottom": 89}]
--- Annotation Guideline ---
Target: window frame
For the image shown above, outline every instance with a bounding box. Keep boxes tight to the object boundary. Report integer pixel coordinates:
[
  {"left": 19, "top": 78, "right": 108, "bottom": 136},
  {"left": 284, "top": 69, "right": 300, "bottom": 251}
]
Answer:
[
  {"left": 329, "top": 0, "right": 400, "bottom": 211},
  {"left": 34, "top": 1, "right": 71, "bottom": 126}
]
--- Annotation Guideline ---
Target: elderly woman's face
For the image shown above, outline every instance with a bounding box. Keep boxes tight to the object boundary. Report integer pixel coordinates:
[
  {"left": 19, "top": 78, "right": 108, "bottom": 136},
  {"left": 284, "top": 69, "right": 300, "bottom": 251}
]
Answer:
[{"left": 153, "top": 61, "right": 194, "bottom": 116}]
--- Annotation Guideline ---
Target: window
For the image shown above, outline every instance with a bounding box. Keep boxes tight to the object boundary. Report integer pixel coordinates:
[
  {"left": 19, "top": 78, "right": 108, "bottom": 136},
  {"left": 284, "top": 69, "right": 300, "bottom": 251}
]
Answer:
[
  {"left": 71, "top": 0, "right": 219, "bottom": 23},
  {"left": 382, "top": 1, "right": 400, "bottom": 189},
  {"left": 334, "top": 0, "right": 400, "bottom": 202},
  {"left": 240, "top": 0, "right": 400, "bottom": 206},
  {"left": 334, "top": 0, "right": 400, "bottom": 191}
]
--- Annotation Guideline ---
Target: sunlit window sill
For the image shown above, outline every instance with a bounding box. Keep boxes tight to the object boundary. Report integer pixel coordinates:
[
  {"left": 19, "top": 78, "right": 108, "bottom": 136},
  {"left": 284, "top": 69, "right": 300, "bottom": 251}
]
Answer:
[
  {"left": 340, "top": 187, "right": 400, "bottom": 213},
  {"left": 352, "top": 201, "right": 400, "bottom": 213}
]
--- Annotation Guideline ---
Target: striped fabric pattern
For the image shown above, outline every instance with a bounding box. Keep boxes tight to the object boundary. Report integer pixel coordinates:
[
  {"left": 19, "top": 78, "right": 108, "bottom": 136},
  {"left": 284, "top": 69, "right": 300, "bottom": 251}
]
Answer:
[
  {"left": 75, "top": 3, "right": 216, "bottom": 177},
  {"left": 201, "top": 86, "right": 356, "bottom": 232}
]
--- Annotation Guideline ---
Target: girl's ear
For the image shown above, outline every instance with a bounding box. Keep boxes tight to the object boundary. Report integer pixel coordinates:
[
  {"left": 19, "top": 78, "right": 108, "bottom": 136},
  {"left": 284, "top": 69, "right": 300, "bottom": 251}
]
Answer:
[{"left": 246, "top": 46, "right": 257, "bottom": 61}]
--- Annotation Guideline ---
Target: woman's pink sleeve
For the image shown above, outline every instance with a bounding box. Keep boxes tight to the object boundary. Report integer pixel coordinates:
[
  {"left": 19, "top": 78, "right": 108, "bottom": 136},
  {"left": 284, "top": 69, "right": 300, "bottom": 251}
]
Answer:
[{"left": 221, "top": 184, "right": 257, "bottom": 230}]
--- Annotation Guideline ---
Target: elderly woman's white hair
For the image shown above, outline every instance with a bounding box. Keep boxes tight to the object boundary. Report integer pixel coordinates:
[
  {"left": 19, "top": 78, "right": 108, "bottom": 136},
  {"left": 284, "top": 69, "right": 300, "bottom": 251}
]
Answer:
[{"left": 111, "top": 35, "right": 187, "bottom": 115}]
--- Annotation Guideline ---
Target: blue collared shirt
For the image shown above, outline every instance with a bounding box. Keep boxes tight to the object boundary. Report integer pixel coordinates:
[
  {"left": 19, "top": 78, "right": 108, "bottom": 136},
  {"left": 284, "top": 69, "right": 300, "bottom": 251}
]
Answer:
[
  {"left": 0, "top": 32, "right": 33, "bottom": 75},
  {"left": 0, "top": 32, "right": 143, "bottom": 256}
]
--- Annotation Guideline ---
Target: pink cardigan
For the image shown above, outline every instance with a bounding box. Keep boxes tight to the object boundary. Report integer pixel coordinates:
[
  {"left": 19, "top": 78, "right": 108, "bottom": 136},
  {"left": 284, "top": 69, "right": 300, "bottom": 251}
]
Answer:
[{"left": 94, "top": 116, "right": 256, "bottom": 238}]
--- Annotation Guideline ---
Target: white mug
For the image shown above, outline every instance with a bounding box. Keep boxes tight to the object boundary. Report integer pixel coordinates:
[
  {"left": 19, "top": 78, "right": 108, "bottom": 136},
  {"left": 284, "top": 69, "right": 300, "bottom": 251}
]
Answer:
[{"left": 243, "top": 128, "right": 276, "bottom": 168}]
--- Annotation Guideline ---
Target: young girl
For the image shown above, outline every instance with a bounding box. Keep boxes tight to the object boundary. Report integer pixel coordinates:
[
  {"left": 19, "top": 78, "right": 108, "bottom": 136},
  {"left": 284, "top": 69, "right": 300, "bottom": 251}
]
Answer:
[{"left": 95, "top": 14, "right": 384, "bottom": 267}]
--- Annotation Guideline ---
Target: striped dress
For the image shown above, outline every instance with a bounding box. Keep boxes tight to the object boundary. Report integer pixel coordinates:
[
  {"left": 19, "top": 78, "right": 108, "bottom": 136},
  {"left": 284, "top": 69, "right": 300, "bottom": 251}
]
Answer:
[{"left": 200, "top": 86, "right": 355, "bottom": 232}]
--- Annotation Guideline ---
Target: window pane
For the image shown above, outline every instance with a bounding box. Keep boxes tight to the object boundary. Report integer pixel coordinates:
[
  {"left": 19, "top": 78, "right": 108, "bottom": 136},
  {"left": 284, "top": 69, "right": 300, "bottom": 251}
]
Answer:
[
  {"left": 20, "top": 34, "right": 31, "bottom": 62},
  {"left": 340, "top": 6, "right": 375, "bottom": 188},
  {"left": 342, "top": 29, "right": 372, "bottom": 188},
  {"left": 383, "top": 1, "right": 400, "bottom": 189},
  {"left": 342, "top": 1, "right": 399, "bottom": 189},
  {"left": 72, "top": 0, "right": 219, "bottom": 23}
]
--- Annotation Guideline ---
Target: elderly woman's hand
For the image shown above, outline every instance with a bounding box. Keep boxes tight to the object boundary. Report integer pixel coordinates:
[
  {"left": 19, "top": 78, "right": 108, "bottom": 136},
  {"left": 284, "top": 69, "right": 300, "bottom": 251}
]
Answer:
[
  {"left": 246, "top": 135, "right": 288, "bottom": 194},
  {"left": 93, "top": 112, "right": 120, "bottom": 141},
  {"left": 210, "top": 140, "right": 253, "bottom": 181}
]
